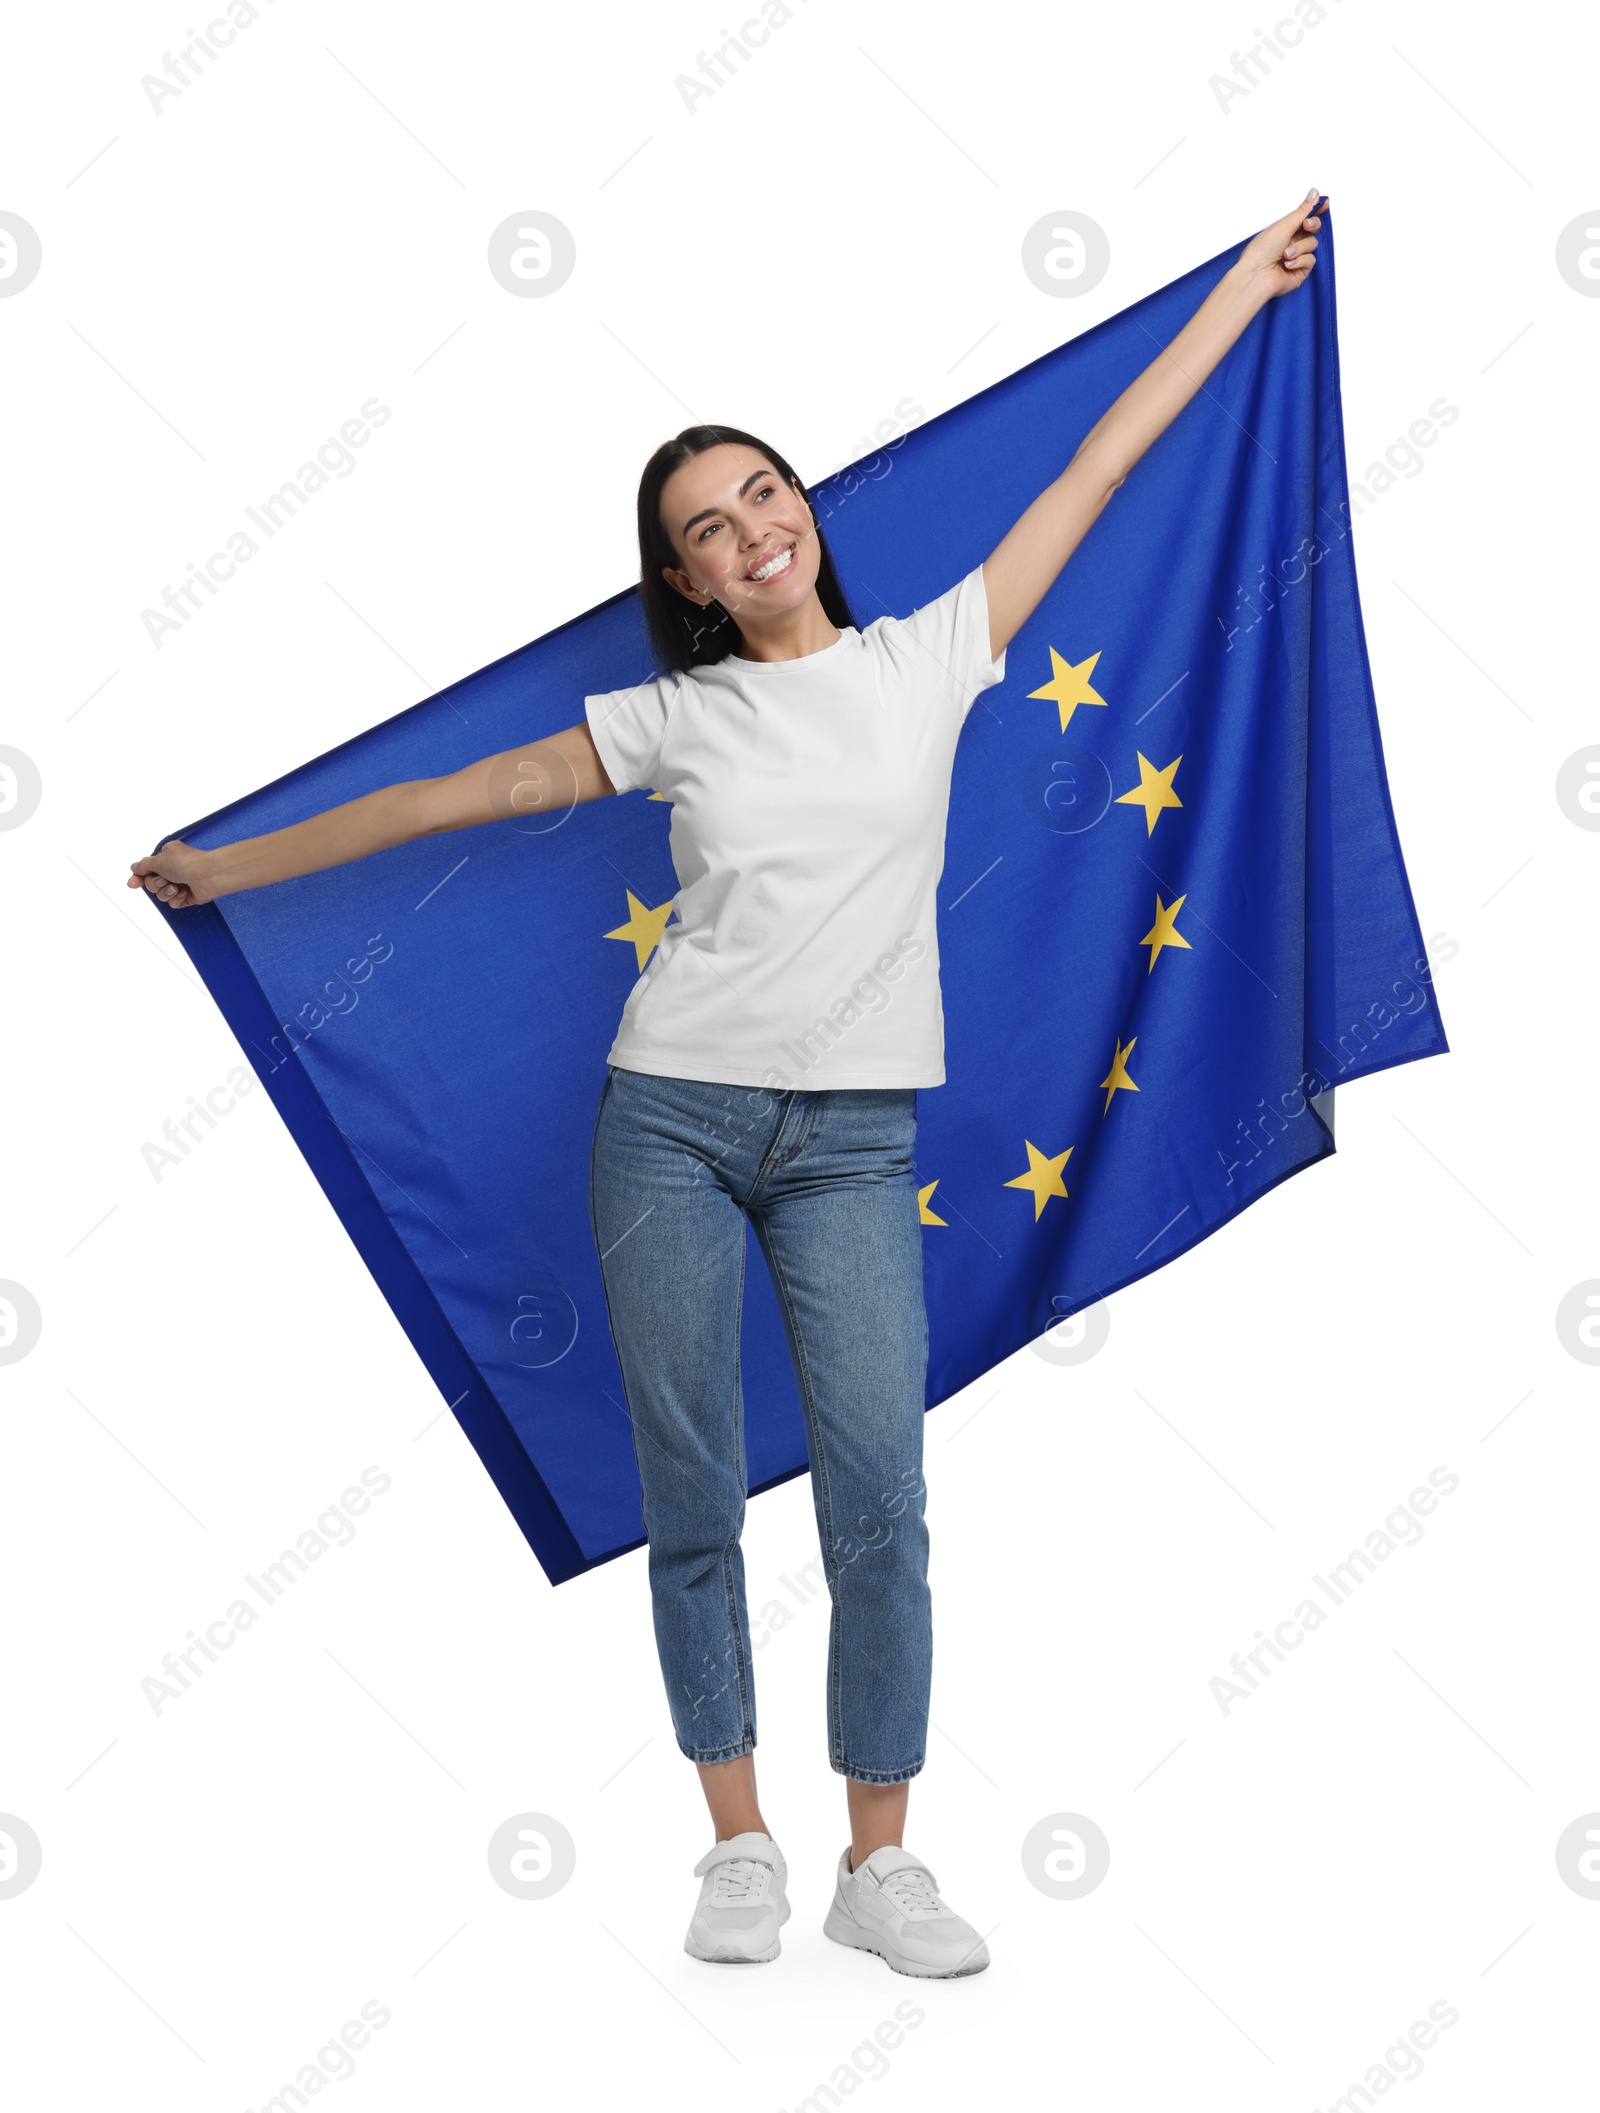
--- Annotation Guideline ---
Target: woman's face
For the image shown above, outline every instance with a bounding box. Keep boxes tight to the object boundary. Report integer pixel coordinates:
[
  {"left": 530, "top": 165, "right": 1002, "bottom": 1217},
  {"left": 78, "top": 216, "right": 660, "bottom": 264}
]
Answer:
[{"left": 657, "top": 442, "right": 822, "bottom": 627}]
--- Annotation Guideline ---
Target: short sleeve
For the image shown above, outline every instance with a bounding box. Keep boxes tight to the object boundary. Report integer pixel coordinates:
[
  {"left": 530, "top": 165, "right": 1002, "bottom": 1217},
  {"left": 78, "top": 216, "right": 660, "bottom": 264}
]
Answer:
[
  {"left": 583, "top": 672, "right": 679, "bottom": 795},
  {"left": 869, "top": 564, "right": 1007, "bottom": 721}
]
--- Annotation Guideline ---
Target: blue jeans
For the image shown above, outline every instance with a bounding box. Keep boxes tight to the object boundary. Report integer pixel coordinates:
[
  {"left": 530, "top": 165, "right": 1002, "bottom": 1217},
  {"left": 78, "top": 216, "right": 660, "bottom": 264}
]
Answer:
[{"left": 588, "top": 1065, "right": 933, "bottom": 1784}]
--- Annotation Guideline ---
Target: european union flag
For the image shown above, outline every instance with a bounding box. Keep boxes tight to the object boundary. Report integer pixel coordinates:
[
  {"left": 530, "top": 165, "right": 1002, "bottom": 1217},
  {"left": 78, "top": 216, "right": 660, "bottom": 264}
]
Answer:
[{"left": 152, "top": 217, "right": 1447, "bottom": 1584}]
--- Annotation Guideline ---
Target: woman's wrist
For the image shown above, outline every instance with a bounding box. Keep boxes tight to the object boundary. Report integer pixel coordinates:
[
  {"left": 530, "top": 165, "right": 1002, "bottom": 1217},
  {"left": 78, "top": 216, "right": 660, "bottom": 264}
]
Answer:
[
  {"left": 1220, "top": 255, "right": 1275, "bottom": 312},
  {"left": 203, "top": 843, "right": 245, "bottom": 898}
]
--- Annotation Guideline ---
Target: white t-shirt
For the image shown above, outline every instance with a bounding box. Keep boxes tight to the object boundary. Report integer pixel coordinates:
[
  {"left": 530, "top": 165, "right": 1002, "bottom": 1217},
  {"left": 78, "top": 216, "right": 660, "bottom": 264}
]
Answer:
[{"left": 582, "top": 563, "right": 1006, "bottom": 1090}]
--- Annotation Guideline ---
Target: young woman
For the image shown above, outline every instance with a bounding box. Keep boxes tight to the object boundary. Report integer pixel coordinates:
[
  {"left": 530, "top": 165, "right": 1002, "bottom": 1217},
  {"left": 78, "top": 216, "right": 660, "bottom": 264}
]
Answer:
[{"left": 130, "top": 186, "right": 1324, "bottom": 1979}]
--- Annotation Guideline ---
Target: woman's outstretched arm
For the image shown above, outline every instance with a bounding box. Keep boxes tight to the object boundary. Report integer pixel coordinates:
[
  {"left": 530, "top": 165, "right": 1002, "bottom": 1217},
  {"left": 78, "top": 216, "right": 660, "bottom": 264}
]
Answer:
[
  {"left": 127, "top": 720, "right": 616, "bottom": 908},
  {"left": 982, "top": 185, "right": 1327, "bottom": 660}
]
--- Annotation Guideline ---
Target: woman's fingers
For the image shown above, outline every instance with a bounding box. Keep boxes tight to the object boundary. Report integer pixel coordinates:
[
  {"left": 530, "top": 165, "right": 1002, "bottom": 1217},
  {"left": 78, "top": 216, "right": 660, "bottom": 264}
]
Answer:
[
  {"left": 129, "top": 841, "right": 201, "bottom": 905},
  {"left": 1289, "top": 194, "right": 1327, "bottom": 240},
  {"left": 1246, "top": 190, "right": 1327, "bottom": 275},
  {"left": 1268, "top": 188, "right": 1321, "bottom": 243}
]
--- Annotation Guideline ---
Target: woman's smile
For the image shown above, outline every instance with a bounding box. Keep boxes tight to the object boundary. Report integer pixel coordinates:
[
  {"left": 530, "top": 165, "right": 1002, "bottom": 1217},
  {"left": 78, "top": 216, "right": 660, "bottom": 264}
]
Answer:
[{"left": 747, "top": 541, "right": 796, "bottom": 583}]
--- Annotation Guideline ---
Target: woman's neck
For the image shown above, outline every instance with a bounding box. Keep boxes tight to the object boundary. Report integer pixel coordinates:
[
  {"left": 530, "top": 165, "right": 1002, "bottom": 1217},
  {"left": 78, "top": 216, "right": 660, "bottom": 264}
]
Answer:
[{"left": 730, "top": 592, "right": 844, "bottom": 664}]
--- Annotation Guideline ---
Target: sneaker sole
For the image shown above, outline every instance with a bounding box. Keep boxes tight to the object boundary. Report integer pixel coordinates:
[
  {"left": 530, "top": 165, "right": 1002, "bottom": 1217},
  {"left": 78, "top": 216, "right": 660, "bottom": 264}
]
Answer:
[
  {"left": 685, "top": 1895, "right": 790, "bottom": 1965},
  {"left": 822, "top": 1900, "right": 990, "bottom": 1977}
]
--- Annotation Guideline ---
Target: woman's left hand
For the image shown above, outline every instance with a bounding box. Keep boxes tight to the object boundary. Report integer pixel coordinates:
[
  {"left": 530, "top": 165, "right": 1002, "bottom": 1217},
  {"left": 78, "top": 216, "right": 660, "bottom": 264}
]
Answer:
[{"left": 1236, "top": 187, "right": 1326, "bottom": 298}]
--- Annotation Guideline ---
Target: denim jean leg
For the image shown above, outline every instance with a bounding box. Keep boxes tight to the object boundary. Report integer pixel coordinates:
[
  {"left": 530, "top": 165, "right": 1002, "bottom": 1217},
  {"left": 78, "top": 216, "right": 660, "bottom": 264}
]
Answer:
[
  {"left": 746, "top": 1088, "right": 932, "bottom": 1783},
  {"left": 589, "top": 1068, "right": 775, "bottom": 1765}
]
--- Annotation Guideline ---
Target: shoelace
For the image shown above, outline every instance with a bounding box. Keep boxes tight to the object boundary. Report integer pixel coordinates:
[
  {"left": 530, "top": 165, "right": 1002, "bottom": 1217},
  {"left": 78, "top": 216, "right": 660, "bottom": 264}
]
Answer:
[
  {"left": 880, "top": 1865, "right": 942, "bottom": 1917},
  {"left": 710, "top": 1857, "right": 767, "bottom": 1901}
]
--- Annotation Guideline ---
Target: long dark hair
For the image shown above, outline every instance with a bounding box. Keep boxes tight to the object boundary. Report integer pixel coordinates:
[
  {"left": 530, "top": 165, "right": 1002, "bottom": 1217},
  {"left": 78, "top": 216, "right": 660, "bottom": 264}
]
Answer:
[{"left": 636, "top": 424, "right": 856, "bottom": 675}]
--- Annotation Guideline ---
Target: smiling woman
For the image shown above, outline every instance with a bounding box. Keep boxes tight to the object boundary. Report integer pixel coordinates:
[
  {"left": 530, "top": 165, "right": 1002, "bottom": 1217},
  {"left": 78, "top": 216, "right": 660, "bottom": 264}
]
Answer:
[
  {"left": 127, "top": 183, "right": 1330, "bottom": 1981},
  {"left": 634, "top": 424, "right": 858, "bottom": 672}
]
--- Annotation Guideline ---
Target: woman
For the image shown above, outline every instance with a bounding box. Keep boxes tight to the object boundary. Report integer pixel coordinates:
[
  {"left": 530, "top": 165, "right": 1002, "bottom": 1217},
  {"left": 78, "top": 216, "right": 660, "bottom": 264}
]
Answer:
[{"left": 129, "top": 186, "right": 1324, "bottom": 1979}]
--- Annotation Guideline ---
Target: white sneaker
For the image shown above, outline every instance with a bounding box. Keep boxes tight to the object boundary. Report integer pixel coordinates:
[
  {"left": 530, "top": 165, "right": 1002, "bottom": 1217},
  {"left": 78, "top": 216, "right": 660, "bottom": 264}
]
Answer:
[
  {"left": 823, "top": 1844, "right": 990, "bottom": 1977},
  {"left": 684, "top": 1832, "right": 791, "bottom": 1964}
]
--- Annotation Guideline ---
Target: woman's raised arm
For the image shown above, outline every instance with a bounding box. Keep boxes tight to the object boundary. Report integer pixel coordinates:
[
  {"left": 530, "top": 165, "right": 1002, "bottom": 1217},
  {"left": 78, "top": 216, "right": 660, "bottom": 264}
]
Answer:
[
  {"left": 127, "top": 719, "right": 617, "bottom": 908},
  {"left": 981, "top": 185, "right": 1327, "bottom": 661}
]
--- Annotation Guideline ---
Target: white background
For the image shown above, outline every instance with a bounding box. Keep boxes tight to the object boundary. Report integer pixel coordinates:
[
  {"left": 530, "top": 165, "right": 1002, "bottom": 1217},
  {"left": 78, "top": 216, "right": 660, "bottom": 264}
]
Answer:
[{"left": 3, "top": 0, "right": 1596, "bottom": 2105}]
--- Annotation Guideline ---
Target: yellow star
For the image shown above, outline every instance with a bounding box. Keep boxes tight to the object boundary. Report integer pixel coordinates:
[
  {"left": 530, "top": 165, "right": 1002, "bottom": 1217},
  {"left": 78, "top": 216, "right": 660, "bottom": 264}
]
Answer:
[
  {"left": 604, "top": 889, "right": 676, "bottom": 972},
  {"left": 1140, "top": 892, "right": 1192, "bottom": 973},
  {"left": 1115, "top": 752, "right": 1183, "bottom": 835},
  {"left": 647, "top": 789, "right": 670, "bottom": 801},
  {"left": 1028, "top": 647, "right": 1108, "bottom": 732},
  {"left": 918, "top": 1179, "right": 947, "bottom": 1227},
  {"left": 1004, "top": 1139, "right": 1073, "bottom": 1221},
  {"left": 1100, "top": 1035, "right": 1139, "bottom": 1116}
]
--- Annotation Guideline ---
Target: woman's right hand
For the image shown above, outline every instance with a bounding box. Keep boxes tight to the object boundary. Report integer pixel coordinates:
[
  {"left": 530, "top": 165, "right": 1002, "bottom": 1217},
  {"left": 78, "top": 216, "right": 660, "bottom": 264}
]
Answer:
[
  {"left": 127, "top": 838, "right": 219, "bottom": 910},
  {"left": 122, "top": 721, "right": 616, "bottom": 912}
]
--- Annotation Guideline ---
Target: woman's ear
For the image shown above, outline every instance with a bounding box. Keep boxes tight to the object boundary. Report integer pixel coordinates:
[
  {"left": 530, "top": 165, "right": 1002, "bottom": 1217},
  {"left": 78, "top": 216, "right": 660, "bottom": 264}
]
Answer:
[{"left": 662, "top": 561, "right": 713, "bottom": 606}]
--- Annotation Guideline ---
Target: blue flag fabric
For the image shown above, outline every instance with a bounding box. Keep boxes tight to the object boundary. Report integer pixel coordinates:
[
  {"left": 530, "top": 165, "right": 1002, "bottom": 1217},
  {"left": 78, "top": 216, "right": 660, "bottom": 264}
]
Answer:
[{"left": 154, "top": 218, "right": 1447, "bottom": 1585}]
